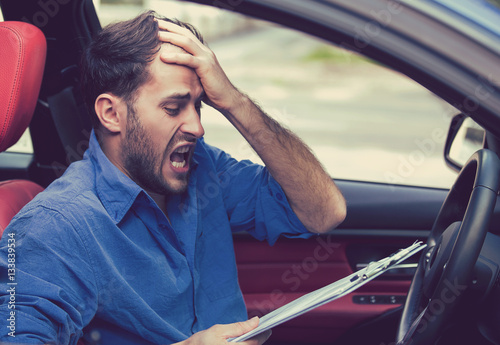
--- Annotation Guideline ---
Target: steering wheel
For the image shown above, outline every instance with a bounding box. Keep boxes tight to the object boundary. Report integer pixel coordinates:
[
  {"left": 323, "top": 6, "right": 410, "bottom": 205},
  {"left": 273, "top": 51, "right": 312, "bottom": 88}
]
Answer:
[{"left": 396, "top": 149, "right": 500, "bottom": 345}]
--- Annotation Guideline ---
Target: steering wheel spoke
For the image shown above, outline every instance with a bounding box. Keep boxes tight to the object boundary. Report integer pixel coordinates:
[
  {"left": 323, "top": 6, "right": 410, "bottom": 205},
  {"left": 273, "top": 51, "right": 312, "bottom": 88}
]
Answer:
[{"left": 397, "top": 305, "right": 429, "bottom": 345}]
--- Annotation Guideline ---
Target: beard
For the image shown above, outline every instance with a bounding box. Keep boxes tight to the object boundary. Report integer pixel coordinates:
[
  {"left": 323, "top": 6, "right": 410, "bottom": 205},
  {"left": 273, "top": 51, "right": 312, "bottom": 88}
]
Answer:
[{"left": 121, "top": 105, "right": 192, "bottom": 196}]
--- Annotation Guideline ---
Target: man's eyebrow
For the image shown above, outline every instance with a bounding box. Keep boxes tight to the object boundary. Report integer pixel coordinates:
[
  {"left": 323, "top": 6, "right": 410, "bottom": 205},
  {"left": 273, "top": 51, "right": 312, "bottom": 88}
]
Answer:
[
  {"left": 160, "top": 92, "right": 205, "bottom": 104},
  {"left": 161, "top": 93, "right": 191, "bottom": 102}
]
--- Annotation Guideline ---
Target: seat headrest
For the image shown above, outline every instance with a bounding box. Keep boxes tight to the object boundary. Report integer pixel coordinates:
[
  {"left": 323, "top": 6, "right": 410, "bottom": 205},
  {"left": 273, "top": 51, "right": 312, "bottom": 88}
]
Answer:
[{"left": 0, "top": 21, "right": 46, "bottom": 152}]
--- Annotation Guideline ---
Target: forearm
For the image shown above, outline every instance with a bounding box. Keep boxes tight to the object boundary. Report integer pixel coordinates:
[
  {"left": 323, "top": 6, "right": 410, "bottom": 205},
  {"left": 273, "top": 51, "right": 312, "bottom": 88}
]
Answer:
[
  {"left": 221, "top": 93, "right": 346, "bottom": 233},
  {"left": 156, "top": 21, "right": 345, "bottom": 232}
]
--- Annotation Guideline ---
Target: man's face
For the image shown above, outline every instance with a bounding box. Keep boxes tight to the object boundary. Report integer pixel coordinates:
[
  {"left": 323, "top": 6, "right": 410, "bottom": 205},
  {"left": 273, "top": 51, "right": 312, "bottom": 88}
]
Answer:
[{"left": 121, "top": 44, "right": 205, "bottom": 195}]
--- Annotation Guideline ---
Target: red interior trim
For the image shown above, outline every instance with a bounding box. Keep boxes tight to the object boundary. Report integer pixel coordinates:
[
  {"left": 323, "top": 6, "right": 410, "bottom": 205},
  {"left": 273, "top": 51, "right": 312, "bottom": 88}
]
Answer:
[{"left": 0, "top": 21, "right": 46, "bottom": 152}]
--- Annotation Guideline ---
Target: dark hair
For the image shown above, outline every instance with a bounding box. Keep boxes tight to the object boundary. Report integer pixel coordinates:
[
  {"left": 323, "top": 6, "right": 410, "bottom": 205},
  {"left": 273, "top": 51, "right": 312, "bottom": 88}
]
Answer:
[{"left": 80, "top": 10, "right": 204, "bottom": 129}]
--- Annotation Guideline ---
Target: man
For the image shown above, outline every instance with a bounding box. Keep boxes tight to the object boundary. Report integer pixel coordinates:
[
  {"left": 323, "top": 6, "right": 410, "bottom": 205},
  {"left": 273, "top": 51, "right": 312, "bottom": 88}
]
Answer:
[{"left": 0, "top": 11, "right": 346, "bottom": 345}]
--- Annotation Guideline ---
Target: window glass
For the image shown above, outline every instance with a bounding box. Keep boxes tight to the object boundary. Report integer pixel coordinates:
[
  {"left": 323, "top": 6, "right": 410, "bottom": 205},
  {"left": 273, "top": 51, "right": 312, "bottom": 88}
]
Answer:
[
  {"left": 95, "top": 0, "right": 457, "bottom": 189},
  {"left": 489, "top": 0, "right": 500, "bottom": 9},
  {"left": 6, "top": 130, "right": 34, "bottom": 154}
]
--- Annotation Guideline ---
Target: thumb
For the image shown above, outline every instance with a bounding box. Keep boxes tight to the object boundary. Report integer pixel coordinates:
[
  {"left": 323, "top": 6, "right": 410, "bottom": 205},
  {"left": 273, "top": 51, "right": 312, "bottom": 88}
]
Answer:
[{"left": 222, "top": 316, "right": 260, "bottom": 338}]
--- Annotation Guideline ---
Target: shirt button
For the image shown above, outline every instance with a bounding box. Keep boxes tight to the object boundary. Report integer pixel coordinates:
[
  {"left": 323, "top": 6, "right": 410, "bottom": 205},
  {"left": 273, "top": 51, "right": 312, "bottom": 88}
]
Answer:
[{"left": 276, "top": 193, "right": 283, "bottom": 201}]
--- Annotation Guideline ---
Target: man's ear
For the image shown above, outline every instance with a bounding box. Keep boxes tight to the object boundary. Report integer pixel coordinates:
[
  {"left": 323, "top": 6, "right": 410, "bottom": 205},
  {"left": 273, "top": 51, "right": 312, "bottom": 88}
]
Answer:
[{"left": 94, "top": 93, "right": 126, "bottom": 133}]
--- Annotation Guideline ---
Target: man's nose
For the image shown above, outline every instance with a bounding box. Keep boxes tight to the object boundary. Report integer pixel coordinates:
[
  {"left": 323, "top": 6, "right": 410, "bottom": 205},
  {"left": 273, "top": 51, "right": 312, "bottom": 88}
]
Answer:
[{"left": 181, "top": 106, "right": 205, "bottom": 139}]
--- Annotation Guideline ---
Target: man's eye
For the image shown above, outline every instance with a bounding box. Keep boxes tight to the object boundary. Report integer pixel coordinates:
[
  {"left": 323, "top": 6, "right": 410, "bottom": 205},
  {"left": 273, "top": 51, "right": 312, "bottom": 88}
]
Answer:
[{"left": 164, "top": 107, "right": 180, "bottom": 116}]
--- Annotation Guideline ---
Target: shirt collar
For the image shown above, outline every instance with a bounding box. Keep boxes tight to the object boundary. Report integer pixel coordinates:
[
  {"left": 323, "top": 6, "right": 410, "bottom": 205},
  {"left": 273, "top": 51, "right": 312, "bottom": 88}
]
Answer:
[{"left": 88, "top": 130, "right": 142, "bottom": 224}]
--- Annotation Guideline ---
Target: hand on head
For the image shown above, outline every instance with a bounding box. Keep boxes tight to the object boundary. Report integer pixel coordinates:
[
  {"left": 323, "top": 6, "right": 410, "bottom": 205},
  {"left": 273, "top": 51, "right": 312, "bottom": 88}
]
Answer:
[{"left": 156, "top": 19, "right": 241, "bottom": 114}]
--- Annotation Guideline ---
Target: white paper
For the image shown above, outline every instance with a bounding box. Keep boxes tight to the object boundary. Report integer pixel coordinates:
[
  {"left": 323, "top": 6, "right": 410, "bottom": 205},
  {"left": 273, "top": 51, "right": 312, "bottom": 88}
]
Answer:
[{"left": 229, "top": 241, "right": 426, "bottom": 342}]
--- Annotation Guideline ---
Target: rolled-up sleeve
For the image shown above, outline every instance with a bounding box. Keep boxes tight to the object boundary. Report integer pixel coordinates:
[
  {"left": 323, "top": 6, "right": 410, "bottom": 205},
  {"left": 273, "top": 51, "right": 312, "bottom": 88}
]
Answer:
[
  {"left": 0, "top": 208, "right": 98, "bottom": 344},
  {"left": 201, "top": 140, "right": 314, "bottom": 245}
]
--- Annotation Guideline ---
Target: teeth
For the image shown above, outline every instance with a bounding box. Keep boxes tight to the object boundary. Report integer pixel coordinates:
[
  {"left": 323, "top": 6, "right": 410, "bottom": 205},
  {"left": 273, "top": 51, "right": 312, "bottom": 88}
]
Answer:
[
  {"left": 171, "top": 160, "right": 186, "bottom": 168},
  {"left": 175, "top": 146, "right": 190, "bottom": 154}
]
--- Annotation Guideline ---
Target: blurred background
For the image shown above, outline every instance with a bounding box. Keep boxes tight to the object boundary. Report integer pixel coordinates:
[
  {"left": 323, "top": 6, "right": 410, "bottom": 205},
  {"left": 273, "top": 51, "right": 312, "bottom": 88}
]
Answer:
[{"left": 4, "top": 0, "right": 460, "bottom": 188}]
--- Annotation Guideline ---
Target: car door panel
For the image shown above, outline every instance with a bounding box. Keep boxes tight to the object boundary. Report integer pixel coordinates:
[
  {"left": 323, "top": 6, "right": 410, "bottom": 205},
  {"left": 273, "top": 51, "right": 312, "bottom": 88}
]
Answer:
[{"left": 233, "top": 180, "right": 448, "bottom": 343}]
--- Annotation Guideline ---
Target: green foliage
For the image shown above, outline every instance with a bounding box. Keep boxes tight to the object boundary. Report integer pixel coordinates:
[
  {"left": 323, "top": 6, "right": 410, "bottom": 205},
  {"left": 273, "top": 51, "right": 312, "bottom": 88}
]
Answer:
[{"left": 302, "top": 45, "right": 367, "bottom": 64}]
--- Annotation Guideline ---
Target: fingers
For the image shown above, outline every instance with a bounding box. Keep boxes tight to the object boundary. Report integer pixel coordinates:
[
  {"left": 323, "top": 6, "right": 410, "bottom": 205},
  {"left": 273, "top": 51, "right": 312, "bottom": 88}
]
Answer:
[
  {"left": 157, "top": 19, "right": 205, "bottom": 50},
  {"left": 221, "top": 316, "right": 260, "bottom": 338},
  {"left": 242, "top": 329, "right": 272, "bottom": 345},
  {"left": 159, "top": 52, "right": 198, "bottom": 69},
  {"left": 157, "top": 19, "right": 192, "bottom": 37},
  {"left": 182, "top": 318, "right": 267, "bottom": 345},
  {"left": 158, "top": 31, "right": 204, "bottom": 55}
]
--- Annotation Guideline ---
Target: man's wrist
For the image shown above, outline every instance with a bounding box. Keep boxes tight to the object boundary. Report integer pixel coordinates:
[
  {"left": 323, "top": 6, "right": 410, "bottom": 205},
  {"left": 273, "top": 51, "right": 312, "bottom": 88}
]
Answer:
[{"left": 219, "top": 89, "right": 251, "bottom": 119}]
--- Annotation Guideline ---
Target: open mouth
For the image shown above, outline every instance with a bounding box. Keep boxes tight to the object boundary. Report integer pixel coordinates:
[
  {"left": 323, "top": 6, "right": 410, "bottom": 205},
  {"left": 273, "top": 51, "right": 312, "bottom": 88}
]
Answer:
[{"left": 169, "top": 145, "right": 191, "bottom": 170}]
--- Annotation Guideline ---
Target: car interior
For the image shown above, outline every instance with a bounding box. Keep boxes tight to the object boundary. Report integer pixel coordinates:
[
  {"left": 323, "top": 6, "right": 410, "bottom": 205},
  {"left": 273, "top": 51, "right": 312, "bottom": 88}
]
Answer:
[{"left": 1, "top": 0, "right": 500, "bottom": 345}]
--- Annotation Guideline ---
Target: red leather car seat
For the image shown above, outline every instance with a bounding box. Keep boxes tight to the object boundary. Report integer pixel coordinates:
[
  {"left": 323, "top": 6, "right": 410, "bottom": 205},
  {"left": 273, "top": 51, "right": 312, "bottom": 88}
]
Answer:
[
  {"left": 0, "top": 21, "right": 46, "bottom": 237},
  {"left": 0, "top": 23, "right": 89, "bottom": 345}
]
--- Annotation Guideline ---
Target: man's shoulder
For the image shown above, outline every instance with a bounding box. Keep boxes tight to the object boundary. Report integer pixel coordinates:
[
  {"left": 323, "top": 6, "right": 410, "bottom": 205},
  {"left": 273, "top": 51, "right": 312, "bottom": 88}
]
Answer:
[
  {"left": 195, "top": 138, "right": 262, "bottom": 174},
  {"left": 195, "top": 138, "right": 235, "bottom": 167},
  {"left": 19, "top": 159, "right": 101, "bottom": 223}
]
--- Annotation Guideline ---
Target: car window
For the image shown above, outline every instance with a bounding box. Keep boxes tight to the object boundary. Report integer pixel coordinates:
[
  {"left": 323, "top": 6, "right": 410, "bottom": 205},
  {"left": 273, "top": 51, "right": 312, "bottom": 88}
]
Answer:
[
  {"left": 6, "top": 130, "right": 33, "bottom": 154},
  {"left": 98, "top": 1, "right": 457, "bottom": 189}
]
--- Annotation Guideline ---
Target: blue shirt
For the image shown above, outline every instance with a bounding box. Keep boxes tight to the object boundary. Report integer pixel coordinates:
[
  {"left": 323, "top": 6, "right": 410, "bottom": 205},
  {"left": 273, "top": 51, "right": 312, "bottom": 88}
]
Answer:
[{"left": 0, "top": 131, "right": 312, "bottom": 344}]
